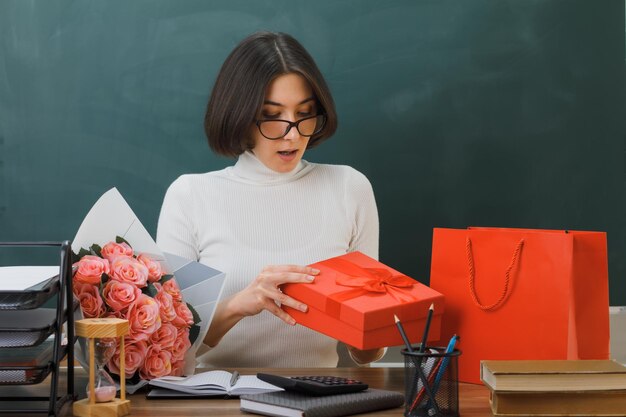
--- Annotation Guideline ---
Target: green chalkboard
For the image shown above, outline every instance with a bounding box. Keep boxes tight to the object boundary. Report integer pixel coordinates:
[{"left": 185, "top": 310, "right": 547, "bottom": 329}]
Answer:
[{"left": 0, "top": 0, "right": 624, "bottom": 304}]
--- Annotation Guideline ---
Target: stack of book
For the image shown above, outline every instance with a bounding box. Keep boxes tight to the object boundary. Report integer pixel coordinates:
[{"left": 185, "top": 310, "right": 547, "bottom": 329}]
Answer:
[{"left": 480, "top": 360, "right": 626, "bottom": 416}]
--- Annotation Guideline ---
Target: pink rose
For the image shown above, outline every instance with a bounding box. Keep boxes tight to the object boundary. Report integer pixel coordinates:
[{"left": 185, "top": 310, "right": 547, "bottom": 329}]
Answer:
[
  {"left": 140, "top": 345, "right": 172, "bottom": 379},
  {"left": 105, "top": 310, "right": 125, "bottom": 319},
  {"left": 170, "top": 328, "right": 191, "bottom": 362},
  {"left": 170, "top": 360, "right": 186, "bottom": 377},
  {"left": 126, "top": 294, "right": 162, "bottom": 341},
  {"left": 73, "top": 255, "right": 110, "bottom": 285},
  {"left": 108, "top": 338, "right": 147, "bottom": 378},
  {"left": 100, "top": 241, "right": 133, "bottom": 262},
  {"left": 137, "top": 253, "right": 163, "bottom": 283},
  {"left": 154, "top": 289, "right": 177, "bottom": 323},
  {"left": 162, "top": 278, "right": 182, "bottom": 303},
  {"left": 150, "top": 323, "right": 177, "bottom": 349},
  {"left": 171, "top": 302, "right": 194, "bottom": 329},
  {"left": 74, "top": 282, "right": 105, "bottom": 318},
  {"left": 110, "top": 257, "right": 149, "bottom": 288},
  {"left": 102, "top": 280, "right": 141, "bottom": 312}
]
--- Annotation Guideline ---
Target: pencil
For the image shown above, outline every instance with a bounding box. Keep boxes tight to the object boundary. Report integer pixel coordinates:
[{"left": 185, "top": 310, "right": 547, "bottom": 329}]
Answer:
[
  {"left": 418, "top": 303, "right": 434, "bottom": 353},
  {"left": 393, "top": 314, "right": 414, "bottom": 352},
  {"left": 229, "top": 370, "right": 240, "bottom": 387},
  {"left": 409, "top": 355, "right": 443, "bottom": 412}
]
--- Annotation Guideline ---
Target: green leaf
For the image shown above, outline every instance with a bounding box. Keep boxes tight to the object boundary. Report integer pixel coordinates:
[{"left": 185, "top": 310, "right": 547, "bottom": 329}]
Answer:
[
  {"left": 115, "top": 236, "right": 131, "bottom": 247},
  {"left": 72, "top": 248, "right": 91, "bottom": 263},
  {"left": 159, "top": 274, "right": 174, "bottom": 284},
  {"left": 101, "top": 273, "right": 110, "bottom": 286},
  {"left": 145, "top": 283, "right": 158, "bottom": 298},
  {"left": 189, "top": 324, "right": 200, "bottom": 346},
  {"left": 90, "top": 244, "right": 102, "bottom": 258},
  {"left": 187, "top": 303, "right": 201, "bottom": 325}
]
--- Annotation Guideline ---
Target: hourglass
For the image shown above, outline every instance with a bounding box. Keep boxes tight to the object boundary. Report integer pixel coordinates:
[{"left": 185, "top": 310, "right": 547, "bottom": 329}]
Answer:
[
  {"left": 88, "top": 337, "right": 116, "bottom": 402},
  {"left": 73, "top": 318, "right": 131, "bottom": 417}
]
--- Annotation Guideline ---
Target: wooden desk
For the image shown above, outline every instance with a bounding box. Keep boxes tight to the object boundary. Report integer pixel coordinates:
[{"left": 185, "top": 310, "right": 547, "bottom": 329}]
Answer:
[{"left": 1, "top": 367, "right": 492, "bottom": 416}]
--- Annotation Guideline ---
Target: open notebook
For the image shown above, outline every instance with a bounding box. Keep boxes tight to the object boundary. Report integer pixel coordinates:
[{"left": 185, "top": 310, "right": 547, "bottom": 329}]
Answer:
[{"left": 148, "top": 370, "right": 282, "bottom": 397}]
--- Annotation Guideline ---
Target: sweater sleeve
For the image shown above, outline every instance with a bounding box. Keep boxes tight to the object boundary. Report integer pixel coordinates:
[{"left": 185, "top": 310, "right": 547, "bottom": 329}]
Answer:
[
  {"left": 156, "top": 176, "right": 200, "bottom": 262},
  {"left": 345, "top": 168, "right": 380, "bottom": 260}
]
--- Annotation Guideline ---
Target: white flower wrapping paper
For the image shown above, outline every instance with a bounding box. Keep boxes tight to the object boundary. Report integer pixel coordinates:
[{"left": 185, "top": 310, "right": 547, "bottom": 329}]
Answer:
[{"left": 72, "top": 188, "right": 226, "bottom": 393}]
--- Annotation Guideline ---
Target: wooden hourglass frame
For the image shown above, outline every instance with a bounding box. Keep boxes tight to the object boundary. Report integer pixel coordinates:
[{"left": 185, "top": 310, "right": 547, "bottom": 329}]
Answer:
[{"left": 73, "top": 318, "right": 131, "bottom": 417}]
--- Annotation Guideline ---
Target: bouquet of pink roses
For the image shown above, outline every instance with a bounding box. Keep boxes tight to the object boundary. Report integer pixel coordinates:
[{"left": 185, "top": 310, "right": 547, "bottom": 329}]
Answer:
[{"left": 72, "top": 236, "right": 201, "bottom": 381}]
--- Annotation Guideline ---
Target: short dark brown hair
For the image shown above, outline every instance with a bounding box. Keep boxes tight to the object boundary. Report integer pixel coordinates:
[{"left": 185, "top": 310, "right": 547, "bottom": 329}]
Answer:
[{"left": 204, "top": 32, "right": 338, "bottom": 157}]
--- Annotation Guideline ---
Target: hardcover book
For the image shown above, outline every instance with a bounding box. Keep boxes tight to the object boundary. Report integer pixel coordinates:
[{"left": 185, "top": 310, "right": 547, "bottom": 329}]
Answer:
[
  {"left": 481, "top": 360, "right": 626, "bottom": 416},
  {"left": 489, "top": 390, "right": 626, "bottom": 416},
  {"left": 481, "top": 360, "right": 626, "bottom": 392}
]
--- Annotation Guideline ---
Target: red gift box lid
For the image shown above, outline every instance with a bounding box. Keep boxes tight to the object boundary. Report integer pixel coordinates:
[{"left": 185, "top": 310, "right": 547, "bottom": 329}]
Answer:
[{"left": 282, "top": 251, "right": 444, "bottom": 332}]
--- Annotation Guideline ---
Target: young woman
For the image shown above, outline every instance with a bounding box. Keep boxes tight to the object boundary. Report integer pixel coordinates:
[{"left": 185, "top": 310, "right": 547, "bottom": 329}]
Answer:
[{"left": 157, "top": 32, "right": 384, "bottom": 368}]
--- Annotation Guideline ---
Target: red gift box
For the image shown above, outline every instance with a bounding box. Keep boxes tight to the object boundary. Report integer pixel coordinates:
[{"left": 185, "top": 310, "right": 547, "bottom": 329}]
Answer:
[{"left": 282, "top": 251, "right": 444, "bottom": 350}]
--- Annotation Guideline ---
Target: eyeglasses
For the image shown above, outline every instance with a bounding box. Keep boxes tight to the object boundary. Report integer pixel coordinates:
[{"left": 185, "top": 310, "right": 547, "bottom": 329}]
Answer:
[{"left": 255, "top": 114, "right": 326, "bottom": 140}]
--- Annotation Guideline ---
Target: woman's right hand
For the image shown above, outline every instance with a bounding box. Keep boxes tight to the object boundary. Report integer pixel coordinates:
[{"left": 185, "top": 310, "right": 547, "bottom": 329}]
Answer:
[
  {"left": 204, "top": 264, "right": 319, "bottom": 348},
  {"left": 230, "top": 264, "right": 319, "bottom": 325}
]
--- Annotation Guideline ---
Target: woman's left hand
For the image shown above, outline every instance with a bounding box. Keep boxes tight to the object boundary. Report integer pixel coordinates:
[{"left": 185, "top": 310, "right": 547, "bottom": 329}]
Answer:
[{"left": 345, "top": 345, "right": 386, "bottom": 365}]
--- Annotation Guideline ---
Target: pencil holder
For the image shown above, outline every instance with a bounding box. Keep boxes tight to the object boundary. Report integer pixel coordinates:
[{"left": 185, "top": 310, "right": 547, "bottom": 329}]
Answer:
[{"left": 401, "top": 346, "right": 461, "bottom": 417}]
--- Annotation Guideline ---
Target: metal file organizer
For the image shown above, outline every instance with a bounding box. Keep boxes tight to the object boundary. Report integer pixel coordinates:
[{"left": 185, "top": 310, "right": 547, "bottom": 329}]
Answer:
[{"left": 0, "top": 242, "right": 75, "bottom": 416}]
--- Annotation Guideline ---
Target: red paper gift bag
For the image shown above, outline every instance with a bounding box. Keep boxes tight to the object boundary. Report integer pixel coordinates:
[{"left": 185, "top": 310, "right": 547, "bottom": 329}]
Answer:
[{"left": 430, "top": 227, "right": 610, "bottom": 384}]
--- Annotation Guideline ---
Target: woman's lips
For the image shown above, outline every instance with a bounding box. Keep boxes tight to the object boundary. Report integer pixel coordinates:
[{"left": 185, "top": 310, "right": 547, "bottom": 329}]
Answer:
[{"left": 277, "top": 150, "right": 298, "bottom": 162}]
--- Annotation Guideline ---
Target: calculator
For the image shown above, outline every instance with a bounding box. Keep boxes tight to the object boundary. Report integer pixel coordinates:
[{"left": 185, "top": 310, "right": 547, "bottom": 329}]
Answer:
[{"left": 256, "top": 373, "right": 368, "bottom": 396}]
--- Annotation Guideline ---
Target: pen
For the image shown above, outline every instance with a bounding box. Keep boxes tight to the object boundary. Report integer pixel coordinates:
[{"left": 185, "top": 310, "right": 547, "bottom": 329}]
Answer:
[
  {"left": 409, "top": 353, "right": 443, "bottom": 412},
  {"left": 230, "top": 370, "right": 240, "bottom": 387},
  {"left": 409, "top": 334, "right": 458, "bottom": 414},
  {"left": 426, "top": 334, "right": 458, "bottom": 413},
  {"left": 394, "top": 314, "right": 414, "bottom": 352},
  {"left": 418, "top": 303, "right": 434, "bottom": 353},
  {"left": 432, "top": 334, "right": 458, "bottom": 388}
]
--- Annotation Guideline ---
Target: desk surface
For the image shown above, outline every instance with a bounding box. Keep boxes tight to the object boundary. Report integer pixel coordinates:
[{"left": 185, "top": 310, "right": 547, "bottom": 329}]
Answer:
[{"left": 2, "top": 367, "right": 492, "bottom": 416}]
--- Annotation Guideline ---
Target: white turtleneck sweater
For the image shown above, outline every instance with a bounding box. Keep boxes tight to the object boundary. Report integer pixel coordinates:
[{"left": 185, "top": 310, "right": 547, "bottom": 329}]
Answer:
[{"left": 156, "top": 151, "right": 379, "bottom": 368}]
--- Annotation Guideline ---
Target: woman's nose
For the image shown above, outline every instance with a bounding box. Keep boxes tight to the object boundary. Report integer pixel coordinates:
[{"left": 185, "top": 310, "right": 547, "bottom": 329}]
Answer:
[{"left": 283, "top": 122, "right": 301, "bottom": 141}]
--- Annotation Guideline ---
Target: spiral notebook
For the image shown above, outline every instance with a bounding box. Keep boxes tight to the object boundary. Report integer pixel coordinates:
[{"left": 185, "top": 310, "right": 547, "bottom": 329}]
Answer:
[{"left": 240, "top": 388, "right": 404, "bottom": 417}]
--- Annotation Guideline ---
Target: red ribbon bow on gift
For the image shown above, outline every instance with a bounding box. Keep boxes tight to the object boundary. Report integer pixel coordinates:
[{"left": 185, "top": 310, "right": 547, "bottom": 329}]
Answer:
[
  {"left": 320, "top": 257, "right": 416, "bottom": 319},
  {"left": 335, "top": 267, "right": 415, "bottom": 296}
]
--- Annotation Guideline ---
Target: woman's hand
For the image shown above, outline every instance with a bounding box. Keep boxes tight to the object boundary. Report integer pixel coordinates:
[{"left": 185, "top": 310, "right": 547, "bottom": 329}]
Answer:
[
  {"left": 204, "top": 264, "right": 319, "bottom": 347},
  {"left": 346, "top": 345, "right": 386, "bottom": 366},
  {"left": 231, "top": 264, "right": 319, "bottom": 325}
]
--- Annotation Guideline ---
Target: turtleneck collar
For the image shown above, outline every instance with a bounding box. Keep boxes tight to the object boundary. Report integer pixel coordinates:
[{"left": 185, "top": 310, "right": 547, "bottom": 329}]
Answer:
[{"left": 229, "top": 151, "right": 313, "bottom": 185}]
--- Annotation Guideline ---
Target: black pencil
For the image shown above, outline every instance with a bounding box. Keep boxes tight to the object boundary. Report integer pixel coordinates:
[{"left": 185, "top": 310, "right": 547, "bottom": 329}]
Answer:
[
  {"left": 418, "top": 303, "right": 434, "bottom": 353},
  {"left": 393, "top": 314, "right": 413, "bottom": 352}
]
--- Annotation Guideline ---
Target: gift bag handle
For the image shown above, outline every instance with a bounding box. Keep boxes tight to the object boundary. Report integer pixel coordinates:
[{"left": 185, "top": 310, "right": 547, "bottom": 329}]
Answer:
[{"left": 466, "top": 237, "right": 524, "bottom": 311}]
